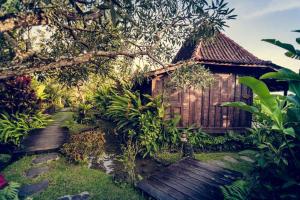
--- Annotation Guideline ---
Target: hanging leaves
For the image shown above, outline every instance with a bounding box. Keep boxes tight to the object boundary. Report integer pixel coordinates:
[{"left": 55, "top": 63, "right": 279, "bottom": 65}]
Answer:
[{"left": 167, "top": 63, "right": 215, "bottom": 90}]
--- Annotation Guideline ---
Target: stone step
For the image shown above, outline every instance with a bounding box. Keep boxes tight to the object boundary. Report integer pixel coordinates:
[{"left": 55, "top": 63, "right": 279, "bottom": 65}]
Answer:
[
  {"left": 25, "top": 166, "right": 50, "bottom": 178},
  {"left": 19, "top": 180, "right": 49, "bottom": 197},
  {"left": 32, "top": 153, "right": 60, "bottom": 165}
]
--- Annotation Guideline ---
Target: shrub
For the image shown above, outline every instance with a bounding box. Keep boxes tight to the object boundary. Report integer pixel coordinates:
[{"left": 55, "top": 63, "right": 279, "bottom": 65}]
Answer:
[
  {"left": 0, "top": 181, "right": 20, "bottom": 200},
  {"left": 0, "top": 112, "right": 50, "bottom": 146},
  {"left": 74, "top": 102, "right": 94, "bottom": 124},
  {"left": 223, "top": 68, "right": 300, "bottom": 199},
  {"left": 62, "top": 130, "right": 105, "bottom": 163},
  {"left": 106, "top": 89, "right": 180, "bottom": 157},
  {"left": 0, "top": 76, "right": 40, "bottom": 115},
  {"left": 188, "top": 130, "right": 248, "bottom": 152},
  {"left": 119, "top": 134, "right": 139, "bottom": 184},
  {"left": 94, "top": 85, "right": 115, "bottom": 117}
]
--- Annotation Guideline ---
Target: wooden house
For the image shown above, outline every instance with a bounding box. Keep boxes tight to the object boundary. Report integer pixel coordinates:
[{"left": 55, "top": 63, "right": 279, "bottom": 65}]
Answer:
[{"left": 143, "top": 32, "right": 287, "bottom": 134}]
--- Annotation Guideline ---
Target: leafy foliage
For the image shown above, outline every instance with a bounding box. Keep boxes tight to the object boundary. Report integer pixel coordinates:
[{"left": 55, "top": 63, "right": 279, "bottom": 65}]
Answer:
[
  {"left": 119, "top": 134, "right": 139, "bottom": 184},
  {"left": 104, "top": 89, "right": 180, "bottom": 157},
  {"left": 167, "top": 64, "right": 215, "bottom": 90},
  {"left": 0, "top": 181, "right": 20, "bottom": 200},
  {"left": 221, "top": 180, "right": 251, "bottom": 200},
  {"left": 188, "top": 130, "right": 248, "bottom": 152},
  {"left": 0, "top": 76, "right": 40, "bottom": 115},
  {"left": 223, "top": 68, "right": 300, "bottom": 199},
  {"left": 262, "top": 30, "right": 300, "bottom": 60},
  {"left": 62, "top": 130, "right": 105, "bottom": 163},
  {"left": 0, "top": 0, "right": 236, "bottom": 79},
  {"left": 0, "top": 112, "right": 50, "bottom": 146}
]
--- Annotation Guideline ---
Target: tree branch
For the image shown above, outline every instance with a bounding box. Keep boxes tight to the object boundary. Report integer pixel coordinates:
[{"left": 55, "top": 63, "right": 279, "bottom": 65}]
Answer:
[
  {"left": 0, "top": 10, "right": 104, "bottom": 33},
  {"left": 0, "top": 12, "right": 49, "bottom": 33},
  {"left": 0, "top": 50, "right": 148, "bottom": 79}
]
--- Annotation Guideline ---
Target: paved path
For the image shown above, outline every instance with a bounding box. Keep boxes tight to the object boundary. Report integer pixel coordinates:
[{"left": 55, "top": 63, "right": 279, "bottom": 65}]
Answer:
[{"left": 15, "top": 112, "right": 70, "bottom": 155}]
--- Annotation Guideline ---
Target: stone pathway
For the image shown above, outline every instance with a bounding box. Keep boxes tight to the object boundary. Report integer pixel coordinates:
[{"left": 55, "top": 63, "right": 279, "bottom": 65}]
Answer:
[
  {"left": 25, "top": 166, "right": 50, "bottom": 178},
  {"left": 57, "top": 192, "right": 90, "bottom": 200},
  {"left": 19, "top": 153, "right": 60, "bottom": 198},
  {"left": 32, "top": 153, "right": 60, "bottom": 165},
  {"left": 19, "top": 151, "right": 91, "bottom": 199},
  {"left": 207, "top": 154, "right": 255, "bottom": 170},
  {"left": 19, "top": 180, "right": 49, "bottom": 197}
]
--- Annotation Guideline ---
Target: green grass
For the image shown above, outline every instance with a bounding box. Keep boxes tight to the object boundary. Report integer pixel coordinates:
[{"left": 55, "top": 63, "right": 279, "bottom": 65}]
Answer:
[
  {"left": 50, "top": 111, "right": 96, "bottom": 134},
  {"left": 2, "top": 155, "right": 144, "bottom": 200},
  {"left": 156, "top": 151, "right": 254, "bottom": 174}
]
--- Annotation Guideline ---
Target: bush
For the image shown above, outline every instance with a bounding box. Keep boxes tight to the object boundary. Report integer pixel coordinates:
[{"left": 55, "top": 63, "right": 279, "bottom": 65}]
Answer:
[
  {"left": 62, "top": 130, "right": 106, "bottom": 163},
  {"left": 223, "top": 68, "right": 300, "bottom": 199},
  {"left": 0, "top": 112, "right": 50, "bottom": 146},
  {"left": 106, "top": 89, "right": 180, "bottom": 157},
  {"left": 0, "top": 76, "right": 41, "bottom": 115},
  {"left": 188, "top": 130, "right": 248, "bottom": 152},
  {"left": 94, "top": 85, "right": 115, "bottom": 118},
  {"left": 0, "top": 181, "right": 20, "bottom": 200}
]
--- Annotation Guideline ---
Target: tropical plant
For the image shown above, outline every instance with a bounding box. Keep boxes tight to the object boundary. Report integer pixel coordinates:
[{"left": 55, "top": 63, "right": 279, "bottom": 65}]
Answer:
[
  {"left": 0, "top": 112, "right": 50, "bottom": 146},
  {"left": 75, "top": 102, "right": 94, "bottom": 124},
  {"left": 221, "top": 180, "right": 251, "bottom": 200},
  {"left": 186, "top": 129, "right": 248, "bottom": 152},
  {"left": 61, "top": 130, "right": 106, "bottom": 163},
  {"left": 0, "top": 181, "right": 20, "bottom": 200},
  {"left": 119, "top": 133, "right": 139, "bottom": 185},
  {"left": 222, "top": 68, "right": 300, "bottom": 199},
  {"left": 0, "top": 76, "right": 41, "bottom": 115},
  {"left": 106, "top": 89, "right": 180, "bottom": 157},
  {"left": 94, "top": 84, "right": 115, "bottom": 117},
  {"left": 262, "top": 30, "right": 300, "bottom": 60},
  {"left": 167, "top": 63, "right": 215, "bottom": 90}
]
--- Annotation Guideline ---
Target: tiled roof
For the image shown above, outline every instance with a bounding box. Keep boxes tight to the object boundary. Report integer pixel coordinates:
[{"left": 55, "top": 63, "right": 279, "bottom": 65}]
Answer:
[{"left": 173, "top": 32, "right": 275, "bottom": 67}]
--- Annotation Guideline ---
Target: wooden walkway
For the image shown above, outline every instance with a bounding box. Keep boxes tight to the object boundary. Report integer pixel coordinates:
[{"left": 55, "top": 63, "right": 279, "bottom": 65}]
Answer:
[
  {"left": 137, "top": 157, "right": 242, "bottom": 200},
  {"left": 14, "top": 112, "right": 69, "bottom": 155}
]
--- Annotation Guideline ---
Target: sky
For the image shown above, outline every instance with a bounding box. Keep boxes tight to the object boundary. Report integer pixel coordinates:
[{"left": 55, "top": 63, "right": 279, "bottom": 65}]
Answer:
[{"left": 224, "top": 0, "right": 300, "bottom": 72}]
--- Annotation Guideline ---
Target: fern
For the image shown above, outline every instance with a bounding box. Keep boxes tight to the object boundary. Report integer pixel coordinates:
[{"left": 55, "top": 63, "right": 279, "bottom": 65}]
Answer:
[
  {"left": 0, "top": 112, "right": 50, "bottom": 146},
  {"left": 0, "top": 182, "right": 20, "bottom": 200},
  {"left": 221, "top": 180, "right": 251, "bottom": 200}
]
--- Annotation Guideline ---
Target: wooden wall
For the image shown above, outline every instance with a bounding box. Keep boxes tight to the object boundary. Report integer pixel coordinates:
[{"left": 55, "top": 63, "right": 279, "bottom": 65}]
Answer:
[{"left": 151, "top": 72, "right": 252, "bottom": 134}]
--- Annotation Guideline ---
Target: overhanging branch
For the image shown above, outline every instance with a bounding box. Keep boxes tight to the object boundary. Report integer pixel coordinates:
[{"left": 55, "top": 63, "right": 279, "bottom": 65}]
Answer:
[{"left": 0, "top": 50, "right": 148, "bottom": 79}]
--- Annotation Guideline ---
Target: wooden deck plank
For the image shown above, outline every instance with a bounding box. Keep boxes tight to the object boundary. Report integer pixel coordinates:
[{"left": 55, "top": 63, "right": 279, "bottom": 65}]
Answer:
[
  {"left": 168, "top": 164, "right": 231, "bottom": 187},
  {"left": 137, "top": 179, "right": 177, "bottom": 200},
  {"left": 137, "top": 158, "right": 242, "bottom": 200},
  {"left": 152, "top": 170, "right": 220, "bottom": 200},
  {"left": 14, "top": 112, "right": 70, "bottom": 155},
  {"left": 172, "top": 162, "right": 234, "bottom": 184}
]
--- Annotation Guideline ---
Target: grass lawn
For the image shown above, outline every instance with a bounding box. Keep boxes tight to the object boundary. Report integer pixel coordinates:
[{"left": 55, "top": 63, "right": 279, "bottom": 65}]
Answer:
[
  {"left": 156, "top": 151, "right": 254, "bottom": 174},
  {"left": 51, "top": 111, "right": 97, "bottom": 134},
  {"left": 2, "top": 155, "right": 144, "bottom": 200}
]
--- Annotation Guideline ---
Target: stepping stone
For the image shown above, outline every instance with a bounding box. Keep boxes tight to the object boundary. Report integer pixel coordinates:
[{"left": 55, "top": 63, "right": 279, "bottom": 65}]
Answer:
[
  {"left": 25, "top": 166, "right": 50, "bottom": 178},
  {"left": 32, "top": 153, "right": 60, "bottom": 165},
  {"left": 72, "top": 195, "right": 82, "bottom": 200},
  {"left": 19, "top": 180, "right": 49, "bottom": 197},
  {"left": 57, "top": 195, "right": 72, "bottom": 200},
  {"left": 208, "top": 160, "right": 227, "bottom": 168},
  {"left": 239, "top": 156, "right": 255, "bottom": 163},
  {"left": 57, "top": 192, "right": 90, "bottom": 200},
  {"left": 223, "top": 156, "right": 238, "bottom": 163},
  {"left": 81, "top": 192, "right": 90, "bottom": 200}
]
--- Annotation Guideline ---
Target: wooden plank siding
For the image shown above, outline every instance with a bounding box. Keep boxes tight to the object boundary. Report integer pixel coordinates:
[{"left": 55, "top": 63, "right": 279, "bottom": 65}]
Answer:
[{"left": 151, "top": 72, "right": 252, "bottom": 134}]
